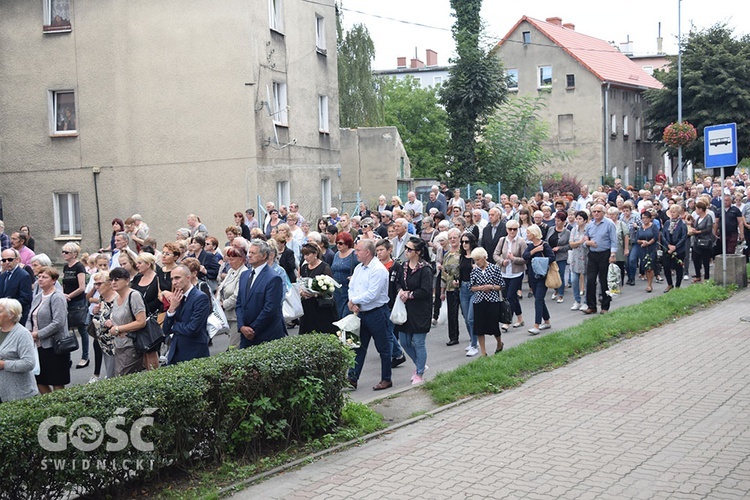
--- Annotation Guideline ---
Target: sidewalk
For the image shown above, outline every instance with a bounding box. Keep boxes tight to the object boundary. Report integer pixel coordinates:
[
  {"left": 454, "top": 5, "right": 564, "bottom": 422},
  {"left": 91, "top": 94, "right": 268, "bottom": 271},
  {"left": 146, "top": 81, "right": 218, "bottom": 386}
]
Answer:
[{"left": 234, "top": 289, "right": 750, "bottom": 499}]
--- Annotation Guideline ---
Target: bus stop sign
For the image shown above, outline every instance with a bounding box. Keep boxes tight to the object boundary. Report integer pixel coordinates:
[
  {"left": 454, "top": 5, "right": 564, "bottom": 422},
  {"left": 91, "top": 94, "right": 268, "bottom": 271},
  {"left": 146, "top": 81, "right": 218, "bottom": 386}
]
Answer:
[{"left": 704, "top": 123, "right": 738, "bottom": 169}]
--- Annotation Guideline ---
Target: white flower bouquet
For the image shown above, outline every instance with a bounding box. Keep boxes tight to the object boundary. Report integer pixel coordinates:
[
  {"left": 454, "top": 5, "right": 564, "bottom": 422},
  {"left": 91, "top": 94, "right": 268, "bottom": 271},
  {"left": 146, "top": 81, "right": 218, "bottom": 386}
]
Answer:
[
  {"left": 334, "top": 314, "right": 361, "bottom": 349},
  {"left": 300, "top": 275, "right": 340, "bottom": 299}
]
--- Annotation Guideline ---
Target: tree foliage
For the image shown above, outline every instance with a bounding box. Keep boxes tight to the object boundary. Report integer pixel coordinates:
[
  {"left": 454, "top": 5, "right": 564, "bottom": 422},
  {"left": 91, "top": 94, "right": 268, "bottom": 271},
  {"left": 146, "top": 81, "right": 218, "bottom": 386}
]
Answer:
[
  {"left": 439, "top": 0, "right": 507, "bottom": 185},
  {"left": 644, "top": 23, "right": 750, "bottom": 165},
  {"left": 337, "top": 11, "right": 383, "bottom": 128},
  {"left": 379, "top": 76, "right": 448, "bottom": 179},
  {"left": 483, "top": 96, "right": 561, "bottom": 194}
]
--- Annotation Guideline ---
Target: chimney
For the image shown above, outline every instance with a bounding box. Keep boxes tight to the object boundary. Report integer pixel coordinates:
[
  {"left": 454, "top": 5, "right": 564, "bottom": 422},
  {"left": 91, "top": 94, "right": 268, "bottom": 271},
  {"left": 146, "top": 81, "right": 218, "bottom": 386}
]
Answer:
[
  {"left": 397, "top": 56, "right": 406, "bottom": 68},
  {"left": 410, "top": 58, "right": 424, "bottom": 69},
  {"left": 426, "top": 49, "right": 438, "bottom": 67},
  {"left": 657, "top": 22, "right": 664, "bottom": 54},
  {"left": 563, "top": 23, "right": 575, "bottom": 30},
  {"left": 546, "top": 17, "right": 562, "bottom": 26}
]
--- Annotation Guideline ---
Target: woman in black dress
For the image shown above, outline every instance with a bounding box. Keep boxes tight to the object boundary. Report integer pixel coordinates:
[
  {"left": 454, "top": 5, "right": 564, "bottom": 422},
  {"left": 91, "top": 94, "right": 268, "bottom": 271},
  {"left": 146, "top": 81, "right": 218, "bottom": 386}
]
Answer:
[{"left": 298, "top": 243, "right": 338, "bottom": 334}]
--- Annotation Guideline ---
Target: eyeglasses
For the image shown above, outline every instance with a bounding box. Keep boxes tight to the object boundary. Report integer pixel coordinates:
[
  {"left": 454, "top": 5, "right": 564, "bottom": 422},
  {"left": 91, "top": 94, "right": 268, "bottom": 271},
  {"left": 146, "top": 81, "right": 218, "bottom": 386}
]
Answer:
[
  {"left": 162, "top": 252, "right": 174, "bottom": 256},
  {"left": 461, "top": 240, "right": 471, "bottom": 243},
  {"left": 93, "top": 282, "right": 104, "bottom": 286},
  {"left": 0, "top": 258, "right": 16, "bottom": 263},
  {"left": 507, "top": 228, "right": 518, "bottom": 231},
  {"left": 362, "top": 224, "right": 370, "bottom": 228},
  {"left": 110, "top": 277, "right": 125, "bottom": 282},
  {"left": 336, "top": 241, "right": 346, "bottom": 246},
  {"left": 61, "top": 251, "right": 72, "bottom": 254},
  {"left": 405, "top": 247, "right": 417, "bottom": 252}
]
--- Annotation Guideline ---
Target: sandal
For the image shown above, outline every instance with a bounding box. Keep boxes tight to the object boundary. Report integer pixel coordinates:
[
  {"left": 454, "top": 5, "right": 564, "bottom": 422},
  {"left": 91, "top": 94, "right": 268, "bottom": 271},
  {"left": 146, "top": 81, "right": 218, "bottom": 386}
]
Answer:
[
  {"left": 495, "top": 342, "right": 504, "bottom": 353},
  {"left": 511, "top": 321, "right": 524, "bottom": 328},
  {"left": 692, "top": 277, "right": 702, "bottom": 283},
  {"left": 646, "top": 287, "right": 652, "bottom": 293}
]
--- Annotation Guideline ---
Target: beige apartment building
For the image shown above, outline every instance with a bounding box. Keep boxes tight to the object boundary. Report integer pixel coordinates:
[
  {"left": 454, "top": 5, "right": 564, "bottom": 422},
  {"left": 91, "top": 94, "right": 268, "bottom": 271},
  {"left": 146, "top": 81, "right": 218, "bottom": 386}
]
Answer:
[
  {"left": 492, "top": 16, "right": 664, "bottom": 189},
  {"left": 0, "top": 0, "right": 341, "bottom": 257}
]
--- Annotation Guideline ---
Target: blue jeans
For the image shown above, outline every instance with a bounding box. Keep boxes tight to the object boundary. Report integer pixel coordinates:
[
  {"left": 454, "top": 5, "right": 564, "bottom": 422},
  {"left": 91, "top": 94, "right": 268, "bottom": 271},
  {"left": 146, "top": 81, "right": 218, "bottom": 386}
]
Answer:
[
  {"left": 386, "top": 317, "right": 403, "bottom": 359},
  {"left": 555, "top": 261, "right": 567, "bottom": 297},
  {"left": 627, "top": 245, "right": 638, "bottom": 282},
  {"left": 530, "top": 274, "right": 551, "bottom": 325},
  {"left": 459, "top": 282, "right": 476, "bottom": 347},
  {"left": 571, "top": 270, "right": 584, "bottom": 304},
  {"left": 399, "top": 332, "right": 427, "bottom": 376},
  {"left": 79, "top": 313, "right": 91, "bottom": 360},
  {"left": 348, "top": 305, "right": 391, "bottom": 382}
]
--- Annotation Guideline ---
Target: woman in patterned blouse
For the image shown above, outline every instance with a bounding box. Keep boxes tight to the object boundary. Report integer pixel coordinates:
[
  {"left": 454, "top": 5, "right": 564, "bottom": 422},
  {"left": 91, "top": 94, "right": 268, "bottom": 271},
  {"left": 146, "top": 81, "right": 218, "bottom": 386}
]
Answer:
[{"left": 469, "top": 247, "right": 505, "bottom": 356}]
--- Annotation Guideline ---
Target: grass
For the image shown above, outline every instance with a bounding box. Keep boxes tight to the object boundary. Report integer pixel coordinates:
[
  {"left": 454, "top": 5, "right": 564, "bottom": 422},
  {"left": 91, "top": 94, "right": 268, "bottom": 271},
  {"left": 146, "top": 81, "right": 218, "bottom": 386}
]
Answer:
[{"left": 424, "top": 281, "right": 731, "bottom": 405}]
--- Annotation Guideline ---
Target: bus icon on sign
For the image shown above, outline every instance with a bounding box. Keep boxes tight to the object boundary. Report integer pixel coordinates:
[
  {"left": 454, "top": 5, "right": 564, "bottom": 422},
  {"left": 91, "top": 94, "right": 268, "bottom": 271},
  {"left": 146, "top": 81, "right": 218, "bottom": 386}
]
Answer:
[{"left": 709, "top": 136, "right": 731, "bottom": 147}]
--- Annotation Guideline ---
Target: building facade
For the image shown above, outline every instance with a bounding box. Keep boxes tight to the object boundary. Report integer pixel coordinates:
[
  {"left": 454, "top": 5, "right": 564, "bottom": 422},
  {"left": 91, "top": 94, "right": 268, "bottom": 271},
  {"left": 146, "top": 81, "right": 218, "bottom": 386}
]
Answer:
[
  {"left": 0, "top": 0, "right": 341, "bottom": 258},
  {"left": 372, "top": 49, "right": 450, "bottom": 89},
  {"left": 492, "top": 16, "right": 664, "bottom": 188}
]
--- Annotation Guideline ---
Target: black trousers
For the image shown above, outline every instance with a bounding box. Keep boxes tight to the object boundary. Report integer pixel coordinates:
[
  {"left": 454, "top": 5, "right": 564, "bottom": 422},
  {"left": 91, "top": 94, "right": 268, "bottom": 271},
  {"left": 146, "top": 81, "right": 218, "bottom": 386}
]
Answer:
[
  {"left": 586, "top": 251, "right": 611, "bottom": 311},
  {"left": 446, "top": 290, "right": 460, "bottom": 342},
  {"left": 663, "top": 251, "right": 685, "bottom": 287}
]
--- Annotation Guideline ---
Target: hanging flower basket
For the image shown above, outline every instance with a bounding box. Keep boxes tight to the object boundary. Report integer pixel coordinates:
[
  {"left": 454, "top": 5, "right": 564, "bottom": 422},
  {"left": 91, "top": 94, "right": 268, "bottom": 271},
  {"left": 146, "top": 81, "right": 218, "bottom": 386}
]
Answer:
[{"left": 662, "top": 121, "right": 697, "bottom": 148}]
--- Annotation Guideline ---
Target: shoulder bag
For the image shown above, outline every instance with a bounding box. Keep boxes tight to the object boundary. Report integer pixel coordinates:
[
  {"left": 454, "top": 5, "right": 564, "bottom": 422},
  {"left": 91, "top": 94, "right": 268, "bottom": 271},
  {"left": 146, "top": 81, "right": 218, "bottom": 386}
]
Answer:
[
  {"left": 127, "top": 292, "right": 165, "bottom": 354},
  {"left": 41, "top": 296, "right": 79, "bottom": 355},
  {"left": 545, "top": 261, "right": 562, "bottom": 289}
]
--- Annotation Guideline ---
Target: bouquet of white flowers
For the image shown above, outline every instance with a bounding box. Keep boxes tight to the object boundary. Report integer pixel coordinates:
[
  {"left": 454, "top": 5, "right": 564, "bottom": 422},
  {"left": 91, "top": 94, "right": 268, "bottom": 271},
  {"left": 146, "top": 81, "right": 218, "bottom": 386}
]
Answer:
[
  {"left": 300, "top": 275, "right": 340, "bottom": 299},
  {"left": 334, "top": 314, "right": 361, "bottom": 349}
]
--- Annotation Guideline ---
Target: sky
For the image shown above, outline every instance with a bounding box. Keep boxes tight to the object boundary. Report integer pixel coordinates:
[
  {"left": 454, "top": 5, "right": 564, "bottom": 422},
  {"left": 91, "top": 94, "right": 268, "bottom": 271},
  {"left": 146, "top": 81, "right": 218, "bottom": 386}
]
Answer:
[{"left": 339, "top": 0, "right": 748, "bottom": 70}]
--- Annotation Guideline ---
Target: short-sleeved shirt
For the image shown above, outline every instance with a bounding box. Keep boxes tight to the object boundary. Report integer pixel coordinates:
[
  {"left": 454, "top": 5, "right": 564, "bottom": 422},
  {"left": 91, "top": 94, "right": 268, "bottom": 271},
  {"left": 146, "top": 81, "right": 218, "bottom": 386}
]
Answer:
[
  {"left": 62, "top": 261, "right": 87, "bottom": 303},
  {"left": 112, "top": 290, "right": 145, "bottom": 348}
]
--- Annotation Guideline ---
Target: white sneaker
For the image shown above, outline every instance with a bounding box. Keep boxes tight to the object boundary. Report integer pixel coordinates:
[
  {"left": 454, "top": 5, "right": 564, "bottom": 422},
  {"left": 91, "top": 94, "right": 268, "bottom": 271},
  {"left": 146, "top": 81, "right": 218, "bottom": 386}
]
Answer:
[
  {"left": 466, "top": 346, "right": 479, "bottom": 357},
  {"left": 539, "top": 323, "right": 551, "bottom": 330},
  {"left": 88, "top": 375, "right": 99, "bottom": 384},
  {"left": 528, "top": 328, "right": 541, "bottom": 335},
  {"left": 465, "top": 344, "right": 471, "bottom": 352},
  {"left": 556, "top": 296, "right": 564, "bottom": 303},
  {"left": 551, "top": 292, "right": 558, "bottom": 299},
  {"left": 571, "top": 302, "right": 581, "bottom": 311}
]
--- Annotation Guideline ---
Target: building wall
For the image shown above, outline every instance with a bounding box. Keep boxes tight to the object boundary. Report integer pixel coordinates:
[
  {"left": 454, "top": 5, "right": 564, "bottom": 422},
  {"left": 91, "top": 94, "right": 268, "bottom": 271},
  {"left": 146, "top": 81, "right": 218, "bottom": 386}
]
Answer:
[
  {"left": 0, "top": 0, "right": 340, "bottom": 259},
  {"left": 339, "top": 127, "right": 411, "bottom": 212},
  {"left": 373, "top": 68, "right": 450, "bottom": 89}
]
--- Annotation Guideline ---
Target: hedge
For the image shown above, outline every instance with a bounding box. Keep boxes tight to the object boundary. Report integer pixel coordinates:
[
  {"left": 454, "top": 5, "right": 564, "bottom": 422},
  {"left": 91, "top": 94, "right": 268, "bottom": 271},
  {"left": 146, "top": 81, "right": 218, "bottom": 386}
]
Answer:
[{"left": 0, "top": 334, "right": 351, "bottom": 499}]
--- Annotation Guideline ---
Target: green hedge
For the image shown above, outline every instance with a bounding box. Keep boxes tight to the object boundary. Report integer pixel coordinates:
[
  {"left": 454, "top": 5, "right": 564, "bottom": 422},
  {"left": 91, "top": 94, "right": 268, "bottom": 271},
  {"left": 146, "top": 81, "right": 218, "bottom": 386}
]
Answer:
[{"left": 0, "top": 334, "right": 351, "bottom": 499}]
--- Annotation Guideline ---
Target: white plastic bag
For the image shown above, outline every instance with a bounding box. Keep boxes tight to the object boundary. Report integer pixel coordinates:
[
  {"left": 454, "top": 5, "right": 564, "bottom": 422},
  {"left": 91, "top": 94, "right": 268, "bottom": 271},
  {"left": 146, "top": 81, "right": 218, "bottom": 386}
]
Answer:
[
  {"left": 437, "top": 300, "right": 447, "bottom": 325},
  {"left": 283, "top": 282, "right": 304, "bottom": 321},
  {"left": 207, "top": 293, "right": 230, "bottom": 339},
  {"left": 390, "top": 298, "right": 408, "bottom": 325},
  {"left": 606, "top": 263, "right": 621, "bottom": 298}
]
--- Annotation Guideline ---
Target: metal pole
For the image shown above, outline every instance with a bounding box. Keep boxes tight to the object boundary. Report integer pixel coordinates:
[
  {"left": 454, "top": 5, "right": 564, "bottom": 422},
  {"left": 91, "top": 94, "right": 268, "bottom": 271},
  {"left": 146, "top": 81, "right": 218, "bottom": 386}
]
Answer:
[
  {"left": 721, "top": 172, "right": 727, "bottom": 286},
  {"left": 677, "top": 0, "right": 683, "bottom": 182}
]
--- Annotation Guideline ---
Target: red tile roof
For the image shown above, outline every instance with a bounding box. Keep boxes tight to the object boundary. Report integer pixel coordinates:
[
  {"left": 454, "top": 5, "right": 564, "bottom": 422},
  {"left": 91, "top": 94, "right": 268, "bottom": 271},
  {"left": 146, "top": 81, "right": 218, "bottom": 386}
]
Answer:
[{"left": 494, "top": 16, "right": 663, "bottom": 90}]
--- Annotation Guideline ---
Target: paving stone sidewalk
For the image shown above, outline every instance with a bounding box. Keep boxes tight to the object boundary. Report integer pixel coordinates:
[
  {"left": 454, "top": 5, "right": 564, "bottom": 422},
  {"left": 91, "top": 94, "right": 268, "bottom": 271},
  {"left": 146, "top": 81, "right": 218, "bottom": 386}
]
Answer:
[{"left": 234, "top": 289, "right": 750, "bottom": 499}]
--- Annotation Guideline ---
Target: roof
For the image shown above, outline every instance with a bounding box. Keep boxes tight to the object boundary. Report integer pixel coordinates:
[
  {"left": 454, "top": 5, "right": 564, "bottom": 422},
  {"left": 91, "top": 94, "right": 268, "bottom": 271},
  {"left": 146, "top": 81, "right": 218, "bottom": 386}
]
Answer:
[{"left": 494, "top": 16, "right": 663, "bottom": 90}]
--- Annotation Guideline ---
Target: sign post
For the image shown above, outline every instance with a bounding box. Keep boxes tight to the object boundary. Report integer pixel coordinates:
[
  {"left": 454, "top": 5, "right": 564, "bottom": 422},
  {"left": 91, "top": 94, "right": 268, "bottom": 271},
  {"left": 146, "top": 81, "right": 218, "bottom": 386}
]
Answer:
[{"left": 704, "top": 123, "right": 738, "bottom": 286}]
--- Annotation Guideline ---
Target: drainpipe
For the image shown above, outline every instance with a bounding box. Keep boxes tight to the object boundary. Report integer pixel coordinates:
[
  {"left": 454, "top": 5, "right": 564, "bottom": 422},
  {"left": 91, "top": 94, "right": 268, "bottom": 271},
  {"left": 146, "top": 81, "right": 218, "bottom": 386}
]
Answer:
[
  {"left": 92, "top": 167, "right": 103, "bottom": 250},
  {"left": 604, "top": 83, "right": 610, "bottom": 183}
]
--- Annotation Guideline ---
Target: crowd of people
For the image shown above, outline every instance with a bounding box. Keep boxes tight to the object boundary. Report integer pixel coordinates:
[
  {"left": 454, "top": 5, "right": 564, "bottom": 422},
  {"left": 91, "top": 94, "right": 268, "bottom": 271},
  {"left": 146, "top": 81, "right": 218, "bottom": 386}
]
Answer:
[{"left": 1, "top": 172, "right": 749, "bottom": 400}]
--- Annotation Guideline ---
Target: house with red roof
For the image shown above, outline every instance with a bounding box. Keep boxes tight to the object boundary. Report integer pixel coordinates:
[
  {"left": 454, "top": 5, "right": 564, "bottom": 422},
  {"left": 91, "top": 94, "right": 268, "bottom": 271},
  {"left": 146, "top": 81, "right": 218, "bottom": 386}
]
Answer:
[{"left": 491, "top": 16, "right": 664, "bottom": 188}]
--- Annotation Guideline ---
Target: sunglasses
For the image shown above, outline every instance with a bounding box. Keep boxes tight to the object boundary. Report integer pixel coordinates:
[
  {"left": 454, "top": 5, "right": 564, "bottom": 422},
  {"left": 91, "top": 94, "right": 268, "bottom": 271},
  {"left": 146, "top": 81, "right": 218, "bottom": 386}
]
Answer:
[
  {"left": 507, "top": 228, "right": 518, "bottom": 231},
  {"left": 61, "top": 250, "right": 72, "bottom": 254},
  {"left": 336, "top": 241, "right": 346, "bottom": 246},
  {"left": 405, "top": 247, "right": 417, "bottom": 252},
  {"left": 461, "top": 240, "right": 471, "bottom": 243},
  {"left": 93, "top": 282, "right": 104, "bottom": 286},
  {"left": 1, "top": 258, "right": 16, "bottom": 263},
  {"left": 110, "top": 277, "right": 126, "bottom": 282}
]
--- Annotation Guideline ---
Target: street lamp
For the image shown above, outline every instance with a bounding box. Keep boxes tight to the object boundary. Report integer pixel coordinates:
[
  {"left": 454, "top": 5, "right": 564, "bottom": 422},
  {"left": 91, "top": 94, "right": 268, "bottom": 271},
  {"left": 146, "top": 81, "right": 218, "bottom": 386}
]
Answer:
[{"left": 677, "top": 0, "right": 683, "bottom": 182}]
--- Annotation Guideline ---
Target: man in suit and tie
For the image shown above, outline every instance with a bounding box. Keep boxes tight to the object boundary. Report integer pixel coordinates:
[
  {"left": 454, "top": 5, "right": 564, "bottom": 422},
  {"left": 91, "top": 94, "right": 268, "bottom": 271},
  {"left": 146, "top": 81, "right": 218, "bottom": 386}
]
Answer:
[
  {"left": 163, "top": 264, "right": 211, "bottom": 364},
  {"left": 236, "top": 239, "right": 286, "bottom": 348},
  {"left": 390, "top": 218, "right": 409, "bottom": 262},
  {"left": 0, "top": 249, "right": 32, "bottom": 325},
  {"left": 481, "top": 208, "right": 507, "bottom": 258}
]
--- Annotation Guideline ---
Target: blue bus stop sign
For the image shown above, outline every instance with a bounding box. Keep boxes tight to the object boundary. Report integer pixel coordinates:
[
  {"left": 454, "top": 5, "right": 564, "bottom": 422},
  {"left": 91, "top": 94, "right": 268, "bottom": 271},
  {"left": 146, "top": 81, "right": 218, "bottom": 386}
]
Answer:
[{"left": 704, "top": 123, "right": 738, "bottom": 169}]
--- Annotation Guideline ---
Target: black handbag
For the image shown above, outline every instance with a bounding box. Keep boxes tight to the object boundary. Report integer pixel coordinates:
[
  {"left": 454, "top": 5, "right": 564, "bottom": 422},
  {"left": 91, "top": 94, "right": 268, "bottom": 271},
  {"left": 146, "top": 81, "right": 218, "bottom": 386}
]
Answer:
[
  {"left": 53, "top": 332, "right": 79, "bottom": 355},
  {"left": 127, "top": 292, "right": 165, "bottom": 354},
  {"left": 67, "top": 302, "right": 88, "bottom": 328},
  {"left": 498, "top": 299, "right": 513, "bottom": 325},
  {"left": 695, "top": 237, "right": 713, "bottom": 250}
]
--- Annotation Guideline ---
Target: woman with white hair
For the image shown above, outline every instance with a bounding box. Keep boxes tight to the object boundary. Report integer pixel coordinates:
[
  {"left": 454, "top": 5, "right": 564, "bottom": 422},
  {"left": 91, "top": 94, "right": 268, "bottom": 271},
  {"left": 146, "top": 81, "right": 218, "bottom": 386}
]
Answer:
[
  {"left": 469, "top": 247, "right": 505, "bottom": 356},
  {"left": 523, "top": 225, "right": 554, "bottom": 335},
  {"left": 0, "top": 298, "right": 39, "bottom": 402}
]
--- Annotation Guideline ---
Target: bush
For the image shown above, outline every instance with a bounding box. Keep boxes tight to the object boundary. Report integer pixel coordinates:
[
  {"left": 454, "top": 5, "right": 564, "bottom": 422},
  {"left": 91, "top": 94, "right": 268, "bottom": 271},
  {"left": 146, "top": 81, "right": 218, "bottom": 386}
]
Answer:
[
  {"left": 0, "top": 334, "right": 351, "bottom": 499},
  {"left": 541, "top": 173, "right": 583, "bottom": 199}
]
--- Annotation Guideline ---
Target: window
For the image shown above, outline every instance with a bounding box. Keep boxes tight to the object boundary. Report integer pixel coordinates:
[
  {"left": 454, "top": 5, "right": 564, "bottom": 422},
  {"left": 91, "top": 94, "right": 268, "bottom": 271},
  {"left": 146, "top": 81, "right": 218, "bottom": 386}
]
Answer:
[
  {"left": 506, "top": 69, "right": 518, "bottom": 90},
  {"left": 623, "top": 115, "right": 629, "bottom": 139},
  {"left": 44, "top": 0, "right": 71, "bottom": 32},
  {"left": 276, "top": 181, "right": 290, "bottom": 208},
  {"left": 54, "top": 193, "right": 81, "bottom": 237},
  {"left": 315, "top": 15, "right": 326, "bottom": 53},
  {"left": 433, "top": 76, "right": 443, "bottom": 85},
  {"left": 610, "top": 114, "right": 617, "bottom": 136},
  {"left": 318, "top": 95, "right": 329, "bottom": 133},
  {"left": 269, "top": 0, "right": 283, "bottom": 32},
  {"left": 522, "top": 31, "right": 531, "bottom": 44},
  {"left": 272, "top": 82, "right": 288, "bottom": 126},
  {"left": 321, "top": 179, "right": 331, "bottom": 215},
  {"left": 413, "top": 77, "right": 422, "bottom": 87},
  {"left": 49, "top": 90, "right": 77, "bottom": 135},
  {"left": 635, "top": 117, "right": 642, "bottom": 141},
  {"left": 566, "top": 74, "right": 575, "bottom": 89},
  {"left": 538, "top": 66, "right": 552, "bottom": 88},
  {"left": 642, "top": 65, "right": 654, "bottom": 76}
]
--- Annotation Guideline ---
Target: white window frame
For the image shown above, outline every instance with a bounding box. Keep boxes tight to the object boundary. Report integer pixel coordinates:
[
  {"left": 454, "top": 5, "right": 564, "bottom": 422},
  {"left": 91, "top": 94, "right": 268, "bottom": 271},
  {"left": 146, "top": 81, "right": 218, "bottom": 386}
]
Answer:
[
  {"left": 610, "top": 114, "right": 617, "bottom": 136},
  {"left": 506, "top": 69, "right": 518, "bottom": 90},
  {"left": 635, "top": 117, "right": 642, "bottom": 141},
  {"left": 49, "top": 90, "right": 77, "bottom": 136},
  {"left": 272, "top": 82, "right": 288, "bottom": 126},
  {"left": 623, "top": 115, "right": 629, "bottom": 138},
  {"left": 44, "top": 0, "right": 71, "bottom": 31},
  {"left": 315, "top": 15, "right": 326, "bottom": 53},
  {"left": 538, "top": 66, "right": 552, "bottom": 89},
  {"left": 433, "top": 76, "right": 443, "bottom": 85},
  {"left": 413, "top": 77, "right": 422, "bottom": 87},
  {"left": 321, "top": 179, "right": 332, "bottom": 216},
  {"left": 276, "top": 181, "right": 290, "bottom": 208},
  {"left": 269, "top": 0, "right": 283, "bottom": 33},
  {"left": 54, "top": 192, "right": 81, "bottom": 237},
  {"left": 318, "top": 95, "right": 329, "bottom": 133}
]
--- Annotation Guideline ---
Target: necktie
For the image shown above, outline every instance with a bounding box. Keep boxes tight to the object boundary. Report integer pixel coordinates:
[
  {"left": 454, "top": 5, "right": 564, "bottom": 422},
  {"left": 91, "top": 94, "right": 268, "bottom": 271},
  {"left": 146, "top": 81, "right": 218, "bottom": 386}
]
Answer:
[{"left": 247, "top": 269, "right": 256, "bottom": 289}]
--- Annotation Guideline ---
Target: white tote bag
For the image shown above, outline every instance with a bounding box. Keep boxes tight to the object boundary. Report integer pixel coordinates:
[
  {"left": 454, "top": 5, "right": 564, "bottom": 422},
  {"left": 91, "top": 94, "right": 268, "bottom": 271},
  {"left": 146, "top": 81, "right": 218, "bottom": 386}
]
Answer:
[
  {"left": 283, "top": 282, "right": 304, "bottom": 321},
  {"left": 390, "top": 298, "right": 408, "bottom": 325}
]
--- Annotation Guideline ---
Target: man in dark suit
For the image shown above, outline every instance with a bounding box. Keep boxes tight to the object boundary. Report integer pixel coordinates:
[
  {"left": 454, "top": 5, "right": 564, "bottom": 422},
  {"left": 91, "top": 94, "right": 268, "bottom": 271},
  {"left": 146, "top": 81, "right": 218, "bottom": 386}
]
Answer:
[
  {"left": 481, "top": 208, "right": 507, "bottom": 258},
  {"left": 0, "top": 248, "right": 32, "bottom": 325},
  {"left": 236, "top": 239, "right": 286, "bottom": 348},
  {"left": 163, "top": 264, "right": 211, "bottom": 364}
]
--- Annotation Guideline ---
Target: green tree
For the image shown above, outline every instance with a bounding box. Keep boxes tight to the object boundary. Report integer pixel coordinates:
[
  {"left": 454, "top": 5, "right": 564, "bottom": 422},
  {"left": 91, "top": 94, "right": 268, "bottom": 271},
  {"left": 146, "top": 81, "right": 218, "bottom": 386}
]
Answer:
[
  {"left": 379, "top": 76, "right": 448, "bottom": 178},
  {"left": 439, "top": 0, "right": 507, "bottom": 185},
  {"left": 337, "top": 10, "right": 383, "bottom": 128},
  {"left": 644, "top": 24, "right": 750, "bottom": 165},
  {"left": 483, "top": 96, "right": 561, "bottom": 194}
]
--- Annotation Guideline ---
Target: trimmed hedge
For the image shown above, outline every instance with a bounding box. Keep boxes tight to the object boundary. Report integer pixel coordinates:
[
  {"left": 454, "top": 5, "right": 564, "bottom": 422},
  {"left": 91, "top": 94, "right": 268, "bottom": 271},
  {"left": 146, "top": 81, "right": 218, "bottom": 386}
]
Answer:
[{"left": 0, "top": 334, "right": 351, "bottom": 499}]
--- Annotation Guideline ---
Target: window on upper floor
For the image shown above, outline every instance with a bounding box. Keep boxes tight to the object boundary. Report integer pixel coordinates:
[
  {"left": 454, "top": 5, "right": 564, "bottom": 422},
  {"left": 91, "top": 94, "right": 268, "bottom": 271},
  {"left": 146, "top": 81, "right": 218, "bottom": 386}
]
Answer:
[
  {"left": 413, "top": 77, "right": 422, "bottom": 87},
  {"left": 277, "top": 181, "right": 290, "bottom": 208},
  {"left": 522, "top": 31, "right": 531, "bottom": 44},
  {"left": 610, "top": 114, "right": 617, "bottom": 137},
  {"left": 44, "top": 0, "right": 71, "bottom": 32},
  {"left": 272, "top": 82, "right": 288, "bottom": 126},
  {"left": 269, "top": 0, "right": 283, "bottom": 33},
  {"left": 566, "top": 74, "right": 575, "bottom": 89},
  {"left": 49, "top": 90, "right": 77, "bottom": 136},
  {"left": 318, "top": 95, "right": 329, "bottom": 133},
  {"left": 321, "top": 179, "right": 331, "bottom": 215},
  {"left": 54, "top": 192, "right": 81, "bottom": 237},
  {"left": 315, "top": 15, "right": 326, "bottom": 54},
  {"left": 538, "top": 66, "right": 552, "bottom": 89},
  {"left": 623, "top": 115, "right": 629, "bottom": 139},
  {"left": 635, "top": 117, "right": 642, "bottom": 141},
  {"left": 642, "top": 65, "right": 654, "bottom": 76},
  {"left": 506, "top": 69, "right": 518, "bottom": 91},
  {"left": 434, "top": 76, "right": 443, "bottom": 85}
]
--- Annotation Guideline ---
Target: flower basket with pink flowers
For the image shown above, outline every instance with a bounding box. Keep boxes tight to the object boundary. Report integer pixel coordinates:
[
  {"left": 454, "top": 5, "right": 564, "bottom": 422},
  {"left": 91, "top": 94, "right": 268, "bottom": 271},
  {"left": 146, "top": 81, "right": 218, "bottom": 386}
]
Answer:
[{"left": 662, "top": 121, "right": 697, "bottom": 148}]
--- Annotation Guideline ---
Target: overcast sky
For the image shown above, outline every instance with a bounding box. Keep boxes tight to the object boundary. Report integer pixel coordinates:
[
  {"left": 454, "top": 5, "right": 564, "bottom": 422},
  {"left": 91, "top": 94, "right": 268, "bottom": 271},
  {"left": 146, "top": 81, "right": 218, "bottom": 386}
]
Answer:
[{"left": 340, "top": 0, "right": 747, "bottom": 70}]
